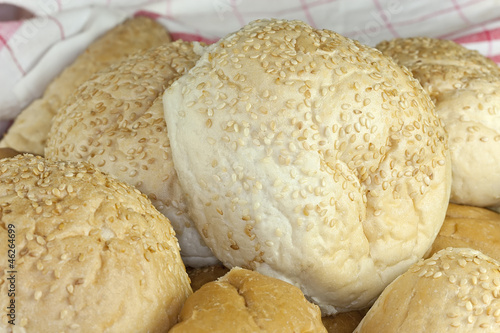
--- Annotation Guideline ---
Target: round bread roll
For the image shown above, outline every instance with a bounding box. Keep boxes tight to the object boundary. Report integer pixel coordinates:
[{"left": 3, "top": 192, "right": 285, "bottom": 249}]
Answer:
[
  {"left": 0, "top": 16, "right": 171, "bottom": 155},
  {"left": 169, "top": 267, "right": 327, "bottom": 333},
  {"left": 376, "top": 37, "right": 500, "bottom": 211},
  {"left": 425, "top": 203, "right": 500, "bottom": 261},
  {"left": 45, "top": 41, "right": 218, "bottom": 267},
  {"left": 354, "top": 247, "right": 500, "bottom": 332},
  {"left": 163, "top": 19, "right": 451, "bottom": 313},
  {"left": 0, "top": 154, "right": 191, "bottom": 332}
]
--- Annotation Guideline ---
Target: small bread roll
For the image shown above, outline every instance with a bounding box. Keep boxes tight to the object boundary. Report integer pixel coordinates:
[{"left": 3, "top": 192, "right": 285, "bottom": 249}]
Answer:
[
  {"left": 354, "top": 247, "right": 500, "bottom": 332},
  {"left": 0, "top": 155, "right": 191, "bottom": 332},
  {"left": 163, "top": 19, "right": 451, "bottom": 313},
  {"left": 425, "top": 203, "right": 500, "bottom": 261},
  {"left": 377, "top": 37, "right": 500, "bottom": 211},
  {"left": 169, "top": 267, "right": 327, "bottom": 333},
  {"left": 0, "top": 16, "right": 171, "bottom": 155},
  {"left": 45, "top": 41, "right": 218, "bottom": 267}
]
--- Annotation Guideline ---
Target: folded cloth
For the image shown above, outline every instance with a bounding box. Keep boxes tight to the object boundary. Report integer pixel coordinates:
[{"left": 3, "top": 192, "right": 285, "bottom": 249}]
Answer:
[{"left": 0, "top": 0, "right": 499, "bottom": 129}]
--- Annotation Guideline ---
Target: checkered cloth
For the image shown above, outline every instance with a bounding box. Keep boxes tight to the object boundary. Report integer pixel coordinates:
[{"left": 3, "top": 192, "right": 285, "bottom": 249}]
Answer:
[{"left": 1, "top": 0, "right": 499, "bottom": 132}]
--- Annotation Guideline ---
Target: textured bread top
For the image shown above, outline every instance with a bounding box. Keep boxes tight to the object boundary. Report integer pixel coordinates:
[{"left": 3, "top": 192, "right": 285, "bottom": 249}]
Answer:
[
  {"left": 377, "top": 37, "right": 500, "bottom": 210},
  {"left": 425, "top": 204, "right": 500, "bottom": 262},
  {"left": 0, "top": 16, "right": 171, "bottom": 155},
  {"left": 355, "top": 247, "right": 500, "bottom": 332},
  {"left": 163, "top": 19, "right": 451, "bottom": 313},
  {"left": 169, "top": 267, "right": 327, "bottom": 333},
  {"left": 45, "top": 41, "right": 217, "bottom": 267},
  {"left": 0, "top": 155, "right": 191, "bottom": 332}
]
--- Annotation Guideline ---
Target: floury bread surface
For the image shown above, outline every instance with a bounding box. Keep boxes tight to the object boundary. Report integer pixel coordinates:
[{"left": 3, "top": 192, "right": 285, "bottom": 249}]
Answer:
[{"left": 163, "top": 19, "right": 452, "bottom": 314}]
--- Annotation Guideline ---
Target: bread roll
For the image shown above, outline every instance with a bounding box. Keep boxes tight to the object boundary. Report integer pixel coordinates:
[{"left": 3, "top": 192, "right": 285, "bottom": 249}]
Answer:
[
  {"left": 163, "top": 19, "right": 451, "bottom": 313},
  {"left": 0, "top": 155, "right": 191, "bottom": 332},
  {"left": 376, "top": 37, "right": 500, "bottom": 211},
  {"left": 0, "top": 16, "right": 171, "bottom": 155},
  {"left": 354, "top": 247, "right": 500, "bottom": 332},
  {"left": 425, "top": 203, "right": 500, "bottom": 261},
  {"left": 169, "top": 267, "right": 327, "bottom": 332},
  {"left": 45, "top": 41, "right": 218, "bottom": 267}
]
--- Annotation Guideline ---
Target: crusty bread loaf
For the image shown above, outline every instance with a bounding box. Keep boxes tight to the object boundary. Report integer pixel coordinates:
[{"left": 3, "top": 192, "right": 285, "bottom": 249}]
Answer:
[
  {"left": 0, "top": 16, "right": 171, "bottom": 155},
  {"left": 169, "top": 267, "right": 327, "bottom": 332},
  {"left": 0, "top": 154, "right": 191, "bottom": 332},
  {"left": 163, "top": 18, "right": 451, "bottom": 313}
]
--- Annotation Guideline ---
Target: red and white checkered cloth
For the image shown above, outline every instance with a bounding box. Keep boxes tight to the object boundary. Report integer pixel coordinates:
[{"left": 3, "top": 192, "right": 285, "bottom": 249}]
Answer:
[{"left": 1, "top": 0, "right": 500, "bottom": 131}]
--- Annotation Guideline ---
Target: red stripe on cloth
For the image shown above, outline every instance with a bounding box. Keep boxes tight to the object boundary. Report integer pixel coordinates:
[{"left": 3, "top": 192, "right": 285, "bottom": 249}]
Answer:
[
  {"left": 0, "top": 20, "right": 23, "bottom": 51},
  {"left": 170, "top": 32, "right": 218, "bottom": 44},
  {"left": 165, "top": 0, "right": 173, "bottom": 19},
  {"left": 134, "top": 10, "right": 163, "bottom": 20},
  {"left": 299, "top": 0, "right": 317, "bottom": 28},
  {"left": 451, "top": 0, "right": 472, "bottom": 25},
  {"left": 0, "top": 34, "right": 25, "bottom": 75},
  {"left": 48, "top": 16, "right": 65, "bottom": 40},
  {"left": 231, "top": 0, "right": 245, "bottom": 26},
  {"left": 394, "top": 0, "right": 486, "bottom": 27},
  {"left": 372, "top": 0, "right": 399, "bottom": 37},
  {"left": 453, "top": 26, "right": 500, "bottom": 43}
]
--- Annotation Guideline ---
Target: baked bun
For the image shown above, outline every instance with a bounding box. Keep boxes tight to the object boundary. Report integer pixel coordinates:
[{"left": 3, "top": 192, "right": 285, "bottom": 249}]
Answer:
[
  {"left": 377, "top": 37, "right": 500, "bottom": 211},
  {"left": 0, "top": 16, "right": 171, "bottom": 155},
  {"left": 425, "top": 203, "right": 500, "bottom": 261},
  {"left": 0, "top": 155, "right": 191, "bottom": 332},
  {"left": 169, "top": 267, "right": 327, "bottom": 332},
  {"left": 163, "top": 19, "right": 451, "bottom": 313},
  {"left": 45, "top": 41, "right": 218, "bottom": 267},
  {"left": 354, "top": 247, "right": 500, "bottom": 332}
]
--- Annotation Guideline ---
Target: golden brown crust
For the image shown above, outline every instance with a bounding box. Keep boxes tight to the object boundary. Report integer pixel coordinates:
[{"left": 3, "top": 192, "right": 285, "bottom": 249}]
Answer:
[
  {"left": 425, "top": 204, "right": 500, "bottom": 261},
  {"left": 321, "top": 310, "right": 368, "bottom": 333},
  {"left": 187, "top": 265, "right": 230, "bottom": 292},
  {"left": 355, "top": 247, "right": 500, "bottom": 332},
  {"left": 0, "top": 147, "right": 22, "bottom": 159},
  {"left": 0, "top": 16, "right": 171, "bottom": 155},
  {"left": 169, "top": 267, "right": 327, "bottom": 333},
  {"left": 0, "top": 155, "right": 191, "bottom": 332}
]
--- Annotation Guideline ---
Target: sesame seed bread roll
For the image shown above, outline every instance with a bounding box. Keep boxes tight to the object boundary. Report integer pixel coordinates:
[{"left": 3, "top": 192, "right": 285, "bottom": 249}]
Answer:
[
  {"left": 0, "top": 155, "right": 191, "bottom": 332},
  {"left": 169, "top": 267, "right": 327, "bottom": 333},
  {"left": 376, "top": 37, "right": 500, "bottom": 211},
  {"left": 45, "top": 41, "right": 218, "bottom": 267},
  {"left": 425, "top": 203, "right": 500, "bottom": 262},
  {"left": 163, "top": 19, "right": 451, "bottom": 313},
  {"left": 0, "top": 16, "right": 171, "bottom": 156},
  {"left": 354, "top": 247, "right": 500, "bottom": 332}
]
